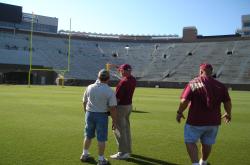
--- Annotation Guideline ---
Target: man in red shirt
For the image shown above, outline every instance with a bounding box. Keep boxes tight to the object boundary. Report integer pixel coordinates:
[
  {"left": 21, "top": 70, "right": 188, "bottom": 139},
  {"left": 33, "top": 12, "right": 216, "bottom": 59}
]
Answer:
[
  {"left": 176, "top": 63, "right": 232, "bottom": 165},
  {"left": 110, "top": 64, "right": 136, "bottom": 160}
]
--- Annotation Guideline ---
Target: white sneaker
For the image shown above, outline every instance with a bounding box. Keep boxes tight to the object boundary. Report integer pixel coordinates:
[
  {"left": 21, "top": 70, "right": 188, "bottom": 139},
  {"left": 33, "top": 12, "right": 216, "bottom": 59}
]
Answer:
[
  {"left": 199, "top": 159, "right": 207, "bottom": 165},
  {"left": 110, "top": 152, "right": 130, "bottom": 159}
]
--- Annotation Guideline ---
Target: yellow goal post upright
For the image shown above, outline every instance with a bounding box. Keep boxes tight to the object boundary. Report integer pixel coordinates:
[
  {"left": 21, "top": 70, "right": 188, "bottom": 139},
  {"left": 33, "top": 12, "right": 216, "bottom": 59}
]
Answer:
[
  {"left": 106, "top": 63, "right": 111, "bottom": 71},
  {"left": 105, "top": 63, "right": 122, "bottom": 80},
  {"left": 106, "top": 63, "right": 120, "bottom": 71},
  {"left": 27, "top": 13, "right": 71, "bottom": 87}
]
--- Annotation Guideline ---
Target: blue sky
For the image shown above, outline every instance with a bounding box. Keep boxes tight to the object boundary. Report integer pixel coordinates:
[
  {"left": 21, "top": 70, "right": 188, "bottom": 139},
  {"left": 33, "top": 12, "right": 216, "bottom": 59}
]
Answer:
[{"left": 1, "top": 0, "right": 249, "bottom": 36}]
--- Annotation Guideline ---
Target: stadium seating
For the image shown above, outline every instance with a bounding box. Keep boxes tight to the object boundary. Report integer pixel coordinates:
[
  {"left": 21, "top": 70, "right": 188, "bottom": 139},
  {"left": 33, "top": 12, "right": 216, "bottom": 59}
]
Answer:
[{"left": 0, "top": 30, "right": 250, "bottom": 84}]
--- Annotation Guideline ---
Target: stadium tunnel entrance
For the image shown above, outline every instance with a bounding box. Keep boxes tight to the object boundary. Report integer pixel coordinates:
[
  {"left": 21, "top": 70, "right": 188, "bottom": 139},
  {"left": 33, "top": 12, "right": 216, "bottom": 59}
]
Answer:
[
  {"left": 0, "top": 64, "right": 57, "bottom": 85},
  {"left": 3, "top": 71, "right": 30, "bottom": 84}
]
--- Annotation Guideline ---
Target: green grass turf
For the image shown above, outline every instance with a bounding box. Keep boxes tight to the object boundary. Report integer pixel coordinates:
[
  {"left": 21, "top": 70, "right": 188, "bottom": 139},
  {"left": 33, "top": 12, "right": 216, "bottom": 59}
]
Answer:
[{"left": 0, "top": 85, "right": 250, "bottom": 165}]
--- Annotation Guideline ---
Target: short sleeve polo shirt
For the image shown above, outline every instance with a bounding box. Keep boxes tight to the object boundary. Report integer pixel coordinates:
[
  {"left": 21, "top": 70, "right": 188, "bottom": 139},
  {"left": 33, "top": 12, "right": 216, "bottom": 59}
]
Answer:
[{"left": 83, "top": 82, "right": 117, "bottom": 113}]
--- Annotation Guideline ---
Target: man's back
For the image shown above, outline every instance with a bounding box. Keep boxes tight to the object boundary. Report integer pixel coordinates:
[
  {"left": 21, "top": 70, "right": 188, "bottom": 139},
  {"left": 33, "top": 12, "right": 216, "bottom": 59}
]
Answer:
[
  {"left": 84, "top": 82, "right": 116, "bottom": 113},
  {"left": 176, "top": 63, "right": 232, "bottom": 165},
  {"left": 181, "top": 76, "right": 231, "bottom": 126}
]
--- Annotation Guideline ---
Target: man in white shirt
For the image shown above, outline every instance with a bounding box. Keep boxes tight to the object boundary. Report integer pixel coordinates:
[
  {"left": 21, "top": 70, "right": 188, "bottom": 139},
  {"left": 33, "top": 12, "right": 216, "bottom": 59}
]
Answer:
[{"left": 80, "top": 69, "right": 117, "bottom": 165}]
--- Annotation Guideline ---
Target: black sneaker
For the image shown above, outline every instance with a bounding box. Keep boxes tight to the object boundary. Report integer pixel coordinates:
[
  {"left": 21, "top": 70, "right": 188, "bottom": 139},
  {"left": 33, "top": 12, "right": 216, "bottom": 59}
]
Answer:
[
  {"left": 80, "top": 154, "right": 90, "bottom": 162},
  {"left": 97, "top": 158, "right": 108, "bottom": 165}
]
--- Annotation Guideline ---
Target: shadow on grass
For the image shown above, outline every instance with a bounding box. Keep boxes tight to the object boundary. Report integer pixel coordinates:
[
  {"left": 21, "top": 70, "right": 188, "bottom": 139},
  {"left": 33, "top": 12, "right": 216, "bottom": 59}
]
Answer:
[
  {"left": 81, "top": 157, "right": 113, "bottom": 165},
  {"left": 132, "top": 110, "right": 149, "bottom": 113},
  {"left": 126, "top": 154, "right": 179, "bottom": 165}
]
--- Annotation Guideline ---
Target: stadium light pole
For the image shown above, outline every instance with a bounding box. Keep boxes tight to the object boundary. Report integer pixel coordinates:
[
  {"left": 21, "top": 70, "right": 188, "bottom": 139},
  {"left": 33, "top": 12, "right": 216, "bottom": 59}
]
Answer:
[{"left": 28, "top": 12, "right": 34, "bottom": 87}]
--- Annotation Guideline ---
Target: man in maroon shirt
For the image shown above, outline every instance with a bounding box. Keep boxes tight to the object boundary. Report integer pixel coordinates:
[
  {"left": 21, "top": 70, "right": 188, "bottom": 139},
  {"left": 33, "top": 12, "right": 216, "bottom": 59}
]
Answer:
[
  {"left": 176, "top": 63, "right": 232, "bottom": 165},
  {"left": 110, "top": 64, "right": 136, "bottom": 160}
]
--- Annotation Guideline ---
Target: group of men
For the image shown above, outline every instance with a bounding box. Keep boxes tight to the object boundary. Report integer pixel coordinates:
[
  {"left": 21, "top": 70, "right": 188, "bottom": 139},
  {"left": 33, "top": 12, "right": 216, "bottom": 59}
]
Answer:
[
  {"left": 80, "top": 63, "right": 232, "bottom": 165},
  {"left": 81, "top": 64, "right": 136, "bottom": 165}
]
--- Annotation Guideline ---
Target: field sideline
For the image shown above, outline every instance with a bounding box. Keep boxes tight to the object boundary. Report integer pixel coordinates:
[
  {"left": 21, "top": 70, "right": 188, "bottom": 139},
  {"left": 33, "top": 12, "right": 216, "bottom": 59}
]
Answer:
[{"left": 0, "top": 85, "right": 249, "bottom": 165}]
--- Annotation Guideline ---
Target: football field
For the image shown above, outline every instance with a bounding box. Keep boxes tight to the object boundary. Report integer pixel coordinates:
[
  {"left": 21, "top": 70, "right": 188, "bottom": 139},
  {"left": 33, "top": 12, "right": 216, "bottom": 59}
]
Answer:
[{"left": 0, "top": 85, "right": 249, "bottom": 165}]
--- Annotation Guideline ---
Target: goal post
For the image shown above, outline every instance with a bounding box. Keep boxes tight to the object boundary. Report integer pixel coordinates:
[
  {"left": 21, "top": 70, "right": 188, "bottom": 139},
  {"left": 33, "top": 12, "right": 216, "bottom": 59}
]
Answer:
[
  {"left": 28, "top": 13, "right": 71, "bottom": 87},
  {"left": 105, "top": 63, "right": 122, "bottom": 80}
]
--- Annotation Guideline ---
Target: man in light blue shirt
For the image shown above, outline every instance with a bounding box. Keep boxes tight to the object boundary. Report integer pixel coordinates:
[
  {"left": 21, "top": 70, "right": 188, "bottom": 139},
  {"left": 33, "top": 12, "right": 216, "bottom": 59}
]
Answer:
[{"left": 80, "top": 69, "right": 117, "bottom": 165}]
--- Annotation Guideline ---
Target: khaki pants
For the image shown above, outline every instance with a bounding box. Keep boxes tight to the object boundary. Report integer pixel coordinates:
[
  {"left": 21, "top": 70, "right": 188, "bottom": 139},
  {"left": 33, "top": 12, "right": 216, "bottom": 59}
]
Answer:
[{"left": 114, "top": 105, "right": 132, "bottom": 153}]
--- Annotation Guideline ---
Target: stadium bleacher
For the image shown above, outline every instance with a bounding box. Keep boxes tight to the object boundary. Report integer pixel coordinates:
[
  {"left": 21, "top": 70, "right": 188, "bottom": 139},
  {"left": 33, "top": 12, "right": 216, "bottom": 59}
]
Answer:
[{"left": 0, "top": 29, "right": 250, "bottom": 86}]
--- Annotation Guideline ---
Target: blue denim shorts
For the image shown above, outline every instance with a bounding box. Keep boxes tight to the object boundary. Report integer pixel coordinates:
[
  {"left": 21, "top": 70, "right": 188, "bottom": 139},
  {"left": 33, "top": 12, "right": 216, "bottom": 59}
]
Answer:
[
  {"left": 184, "top": 124, "right": 219, "bottom": 145},
  {"left": 84, "top": 111, "right": 109, "bottom": 142}
]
